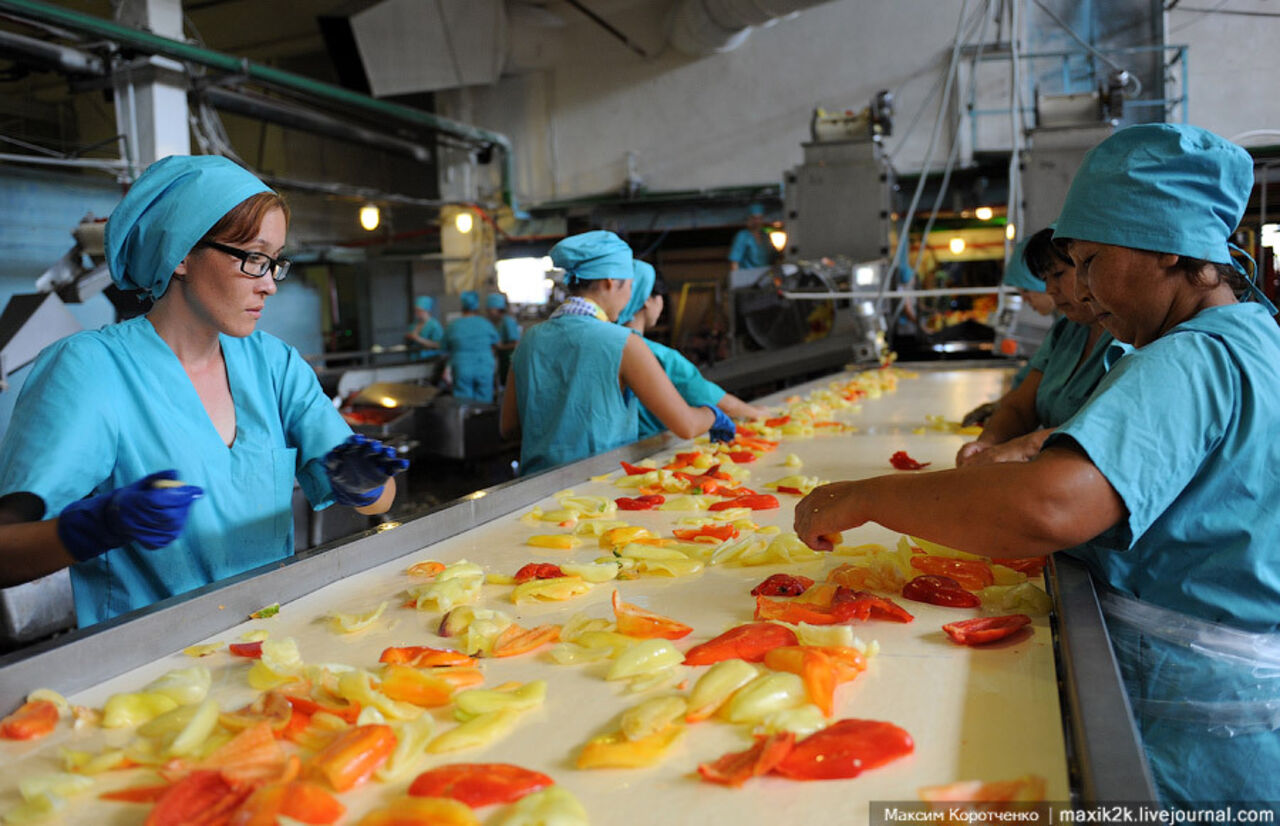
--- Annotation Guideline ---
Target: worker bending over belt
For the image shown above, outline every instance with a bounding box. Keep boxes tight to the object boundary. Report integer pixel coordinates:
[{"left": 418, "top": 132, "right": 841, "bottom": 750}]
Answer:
[
  {"left": 795, "top": 124, "right": 1280, "bottom": 806},
  {"left": 0, "top": 155, "right": 406, "bottom": 626},
  {"left": 502, "top": 230, "right": 735, "bottom": 475},
  {"left": 957, "top": 227, "right": 1114, "bottom": 466},
  {"left": 616, "top": 259, "right": 767, "bottom": 437}
]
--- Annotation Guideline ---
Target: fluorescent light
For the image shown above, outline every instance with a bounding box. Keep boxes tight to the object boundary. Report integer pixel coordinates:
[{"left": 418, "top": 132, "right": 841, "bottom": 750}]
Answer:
[{"left": 359, "top": 204, "right": 380, "bottom": 231}]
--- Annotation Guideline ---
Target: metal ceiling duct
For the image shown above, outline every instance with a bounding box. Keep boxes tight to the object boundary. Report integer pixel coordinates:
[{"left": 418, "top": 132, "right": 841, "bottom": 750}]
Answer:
[{"left": 668, "top": 0, "right": 839, "bottom": 56}]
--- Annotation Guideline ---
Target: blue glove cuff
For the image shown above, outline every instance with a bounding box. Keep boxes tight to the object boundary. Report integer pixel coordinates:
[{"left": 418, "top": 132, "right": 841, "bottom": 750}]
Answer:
[
  {"left": 331, "top": 482, "right": 384, "bottom": 508},
  {"left": 57, "top": 495, "right": 124, "bottom": 563}
]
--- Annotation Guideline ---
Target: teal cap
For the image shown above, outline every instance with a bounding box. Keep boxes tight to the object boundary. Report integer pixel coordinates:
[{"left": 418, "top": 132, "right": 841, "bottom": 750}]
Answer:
[
  {"left": 749, "top": 203, "right": 765, "bottom": 216},
  {"left": 105, "top": 155, "right": 271, "bottom": 300},
  {"left": 460, "top": 290, "right": 480, "bottom": 311},
  {"left": 549, "top": 230, "right": 633, "bottom": 282},
  {"left": 485, "top": 292, "right": 507, "bottom": 310},
  {"left": 617, "top": 260, "right": 655, "bottom": 325},
  {"left": 1053, "top": 124, "right": 1252, "bottom": 266},
  {"left": 415, "top": 295, "right": 434, "bottom": 312},
  {"left": 1003, "top": 236, "right": 1046, "bottom": 292}
]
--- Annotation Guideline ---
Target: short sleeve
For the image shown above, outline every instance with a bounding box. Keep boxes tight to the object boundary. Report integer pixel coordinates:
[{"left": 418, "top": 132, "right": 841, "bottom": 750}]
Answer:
[
  {"left": 650, "top": 343, "right": 726, "bottom": 407},
  {"left": 1046, "top": 335, "right": 1234, "bottom": 545},
  {"left": 273, "top": 340, "right": 352, "bottom": 507},
  {"left": 0, "top": 336, "right": 120, "bottom": 513}
]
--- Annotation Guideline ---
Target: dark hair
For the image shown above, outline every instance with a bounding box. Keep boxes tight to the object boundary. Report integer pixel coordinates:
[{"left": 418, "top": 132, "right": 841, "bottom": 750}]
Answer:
[
  {"left": 1023, "top": 227, "right": 1072, "bottom": 278},
  {"left": 1171, "top": 256, "right": 1250, "bottom": 293},
  {"left": 202, "top": 191, "right": 290, "bottom": 245},
  {"left": 650, "top": 270, "right": 668, "bottom": 300}
]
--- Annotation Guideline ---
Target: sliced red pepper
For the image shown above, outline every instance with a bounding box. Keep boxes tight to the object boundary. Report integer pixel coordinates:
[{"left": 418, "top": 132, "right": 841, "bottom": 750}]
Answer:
[
  {"left": 489, "top": 624, "right": 560, "bottom": 658},
  {"left": 683, "top": 622, "right": 799, "bottom": 665},
  {"left": 620, "top": 461, "right": 652, "bottom": 476},
  {"left": 733, "top": 436, "right": 779, "bottom": 452},
  {"left": 737, "top": 425, "right": 758, "bottom": 437},
  {"left": 773, "top": 719, "right": 914, "bottom": 780},
  {"left": 663, "top": 451, "right": 703, "bottom": 470},
  {"left": 708, "top": 493, "right": 779, "bottom": 511},
  {"left": 612, "top": 590, "right": 693, "bottom": 640},
  {"left": 513, "top": 563, "right": 565, "bottom": 584},
  {"left": 990, "top": 556, "right": 1048, "bottom": 577},
  {"left": 942, "top": 614, "right": 1033, "bottom": 646},
  {"left": 902, "top": 575, "right": 981, "bottom": 609},
  {"left": 889, "top": 450, "right": 931, "bottom": 470},
  {"left": 146, "top": 771, "right": 252, "bottom": 826},
  {"left": 672, "top": 524, "right": 739, "bottom": 543},
  {"left": 0, "top": 699, "right": 59, "bottom": 740},
  {"left": 379, "top": 646, "right": 477, "bottom": 668},
  {"left": 306, "top": 724, "right": 396, "bottom": 792},
  {"left": 231, "top": 781, "right": 346, "bottom": 826},
  {"left": 615, "top": 494, "right": 665, "bottom": 511},
  {"left": 838, "top": 590, "right": 914, "bottom": 623},
  {"left": 754, "top": 594, "right": 844, "bottom": 625},
  {"left": 283, "top": 693, "right": 361, "bottom": 725},
  {"left": 910, "top": 555, "right": 994, "bottom": 591},
  {"left": 697, "top": 732, "right": 796, "bottom": 787},
  {"left": 99, "top": 783, "right": 172, "bottom": 803},
  {"left": 775, "top": 486, "right": 804, "bottom": 495},
  {"left": 379, "top": 664, "right": 454, "bottom": 708},
  {"left": 408, "top": 763, "right": 554, "bottom": 807},
  {"left": 726, "top": 450, "right": 757, "bottom": 463},
  {"left": 750, "top": 573, "right": 814, "bottom": 597},
  {"left": 228, "top": 641, "right": 265, "bottom": 659},
  {"left": 764, "top": 416, "right": 791, "bottom": 427},
  {"left": 221, "top": 690, "right": 293, "bottom": 734}
]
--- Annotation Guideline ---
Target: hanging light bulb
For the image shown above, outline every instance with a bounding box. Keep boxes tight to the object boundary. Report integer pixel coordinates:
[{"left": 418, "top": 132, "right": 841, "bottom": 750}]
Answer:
[
  {"left": 359, "top": 204, "right": 380, "bottom": 232},
  {"left": 949, "top": 237, "right": 966, "bottom": 254},
  {"left": 768, "top": 229, "right": 787, "bottom": 252},
  {"left": 975, "top": 206, "right": 994, "bottom": 221},
  {"left": 455, "top": 210, "right": 474, "bottom": 234}
]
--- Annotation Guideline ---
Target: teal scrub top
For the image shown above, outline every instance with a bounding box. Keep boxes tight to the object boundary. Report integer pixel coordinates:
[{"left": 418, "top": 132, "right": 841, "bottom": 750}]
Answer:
[
  {"left": 1026, "top": 317, "right": 1114, "bottom": 428},
  {"left": 443, "top": 314, "right": 499, "bottom": 375},
  {"left": 0, "top": 316, "right": 352, "bottom": 626},
  {"left": 729, "top": 229, "right": 771, "bottom": 268},
  {"left": 497, "top": 314, "right": 522, "bottom": 344},
  {"left": 409, "top": 317, "right": 444, "bottom": 360},
  {"left": 512, "top": 315, "right": 638, "bottom": 475},
  {"left": 1048, "top": 303, "right": 1280, "bottom": 805},
  {"left": 637, "top": 338, "right": 726, "bottom": 439}
]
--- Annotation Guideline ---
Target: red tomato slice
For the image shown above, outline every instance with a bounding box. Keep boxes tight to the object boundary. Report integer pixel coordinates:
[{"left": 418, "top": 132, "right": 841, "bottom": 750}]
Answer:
[
  {"left": 901, "top": 575, "right": 981, "bottom": 608},
  {"left": 683, "top": 622, "right": 799, "bottom": 665},
  {"left": 0, "top": 699, "right": 59, "bottom": 740},
  {"left": 408, "top": 763, "right": 554, "bottom": 807},
  {"left": 750, "top": 574, "right": 814, "bottom": 597},
  {"left": 889, "top": 450, "right": 931, "bottom": 470},
  {"left": 228, "top": 641, "right": 265, "bottom": 659},
  {"left": 513, "top": 563, "right": 565, "bottom": 584},
  {"left": 773, "top": 719, "right": 914, "bottom": 780},
  {"left": 612, "top": 590, "right": 693, "bottom": 640},
  {"left": 909, "top": 555, "right": 994, "bottom": 591},
  {"left": 697, "top": 732, "right": 796, "bottom": 787},
  {"left": 942, "top": 614, "right": 1033, "bottom": 646}
]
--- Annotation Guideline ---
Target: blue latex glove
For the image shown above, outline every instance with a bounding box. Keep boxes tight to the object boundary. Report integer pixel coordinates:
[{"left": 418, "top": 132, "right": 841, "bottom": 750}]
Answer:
[
  {"left": 325, "top": 434, "right": 409, "bottom": 507},
  {"left": 704, "top": 405, "right": 736, "bottom": 443},
  {"left": 57, "top": 470, "right": 204, "bottom": 563}
]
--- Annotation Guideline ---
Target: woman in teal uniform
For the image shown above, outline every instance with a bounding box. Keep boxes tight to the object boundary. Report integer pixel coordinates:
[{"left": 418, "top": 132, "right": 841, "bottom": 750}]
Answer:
[
  {"left": 406, "top": 295, "right": 444, "bottom": 362},
  {"left": 443, "top": 290, "right": 501, "bottom": 403},
  {"left": 617, "top": 260, "right": 767, "bottom": 438},
  {"left": 727, "top": 203, "right": 775, "bottom": 272},
  {"left": 0, "top": 155, "right": 406, "bottom": 626},
  {"left": 957, "top": 227, "right": 1114, "bottom": 465},
  {"left": 794, "top": 124, "right": 1280, "bottom": 806},
  {"left": 501, "top": 231, "right": 735, "bottom": 475},
  {"left": 486, "top": 291, "right": 521, "bottom": 387}
]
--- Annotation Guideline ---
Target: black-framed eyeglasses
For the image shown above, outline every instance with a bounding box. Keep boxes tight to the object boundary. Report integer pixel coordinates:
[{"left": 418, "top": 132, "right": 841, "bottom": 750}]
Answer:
[{"left": 197, "top": 240, "right": 291, "bottom": 281}]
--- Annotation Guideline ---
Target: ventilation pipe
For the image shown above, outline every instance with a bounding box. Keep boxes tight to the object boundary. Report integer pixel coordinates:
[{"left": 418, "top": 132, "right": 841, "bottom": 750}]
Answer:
[{"left": 669, "top": 0, "right": 840, "bottom": 56}]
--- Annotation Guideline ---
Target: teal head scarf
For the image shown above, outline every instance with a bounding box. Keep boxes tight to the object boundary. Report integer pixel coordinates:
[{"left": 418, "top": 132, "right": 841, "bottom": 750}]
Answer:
[
  {"left": 617, "top": 261, "right": 656, "bottom": 326},
  {"left": 1003, "top": 236, "right": 1046, "bottom": 292},
  {"left": 485, "top": 292, "right": 507, "bottom": 310},
  {"left": 415, "top": 295, "right": 434, "bottom": 313},
  {"left": 550, "top": 231, "right": 633, "bottom": 287},
  {"left": 749, "top": 203, "right": 765, "bottom": 217},
  {"left": 460, "top": 290, "right": 480, "bottom": 311},
  {"left": 105, "top": 155, "right": 271, "bottom": 300}
]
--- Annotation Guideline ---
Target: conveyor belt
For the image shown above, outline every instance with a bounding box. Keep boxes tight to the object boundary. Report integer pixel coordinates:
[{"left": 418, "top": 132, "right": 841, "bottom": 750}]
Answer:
[{"left": 0, "top": 363, "right": 1154, "bottom": 821}]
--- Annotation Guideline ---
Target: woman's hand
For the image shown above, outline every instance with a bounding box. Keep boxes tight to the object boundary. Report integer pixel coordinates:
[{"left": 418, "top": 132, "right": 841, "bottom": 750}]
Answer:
[
  {"left": 955, "top": 440, "right": 992, "bottom": 466},
  {"left": 793, "top": 481, "right": 866, "bottom": 551},
  {"left": 962, "top": 430, "right": 1052, "bottom": 466}
]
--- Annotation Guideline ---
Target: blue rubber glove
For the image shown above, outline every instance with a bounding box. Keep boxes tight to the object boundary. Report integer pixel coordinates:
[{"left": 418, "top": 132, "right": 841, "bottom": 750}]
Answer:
[
  {"left": 325, "top": 434, "right": 409, "bottom": 507},
  {"left": 57, "top": 470, "right": 204, "bottom": 563},
  {"left": 704, "top": 405, "right": 736, "bottom": 443}
]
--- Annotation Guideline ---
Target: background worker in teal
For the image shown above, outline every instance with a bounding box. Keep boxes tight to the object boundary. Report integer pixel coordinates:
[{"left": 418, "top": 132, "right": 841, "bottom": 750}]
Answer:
[
  {"left": 485, "top": 291, "right": 521, "bottom": 387},
  {"left": 0, "top": 155, "right": 405, "bottom": 626},
  {"left": 728, "top": 203, "right": 775, "bottom": 271},
  {"left": 617, "top": 260, "right": 767, "bottom": 437},
  {"left": 443, "top": 290, "right": 501, "bottom": 403},
  {"left": 957, "top": 227, "right": 1114, "bottom": 466},
  {"left": 793, "top": 123, "right": 1280, "bottom": 806},
  {"left": 502, "top": 231, "right": 735, "bottom": 475},
  {"left": 405, "top": 295, "right": 444, "bottom": 363}
]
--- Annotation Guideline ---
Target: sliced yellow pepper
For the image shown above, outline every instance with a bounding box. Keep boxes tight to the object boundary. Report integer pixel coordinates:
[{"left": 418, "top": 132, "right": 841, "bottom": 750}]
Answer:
[
  {"left": 427, "top": 707, "right": 522, "bottom": 753},
  {"left": 576, "top": 723, "right": 684, "bottom": 769},
  {"left": 511, "top": 576, "right": 591, "bottom": 605},
  {"left": 527, "top": 534, "right": 582, "bottom": 550}
]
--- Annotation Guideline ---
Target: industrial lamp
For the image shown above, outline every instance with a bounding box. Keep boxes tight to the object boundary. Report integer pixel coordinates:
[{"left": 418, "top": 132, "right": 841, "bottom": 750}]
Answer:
[
  {"left": 975, "top": 206, "right": 994, "bottom": 221},
  {"left": 359, "top": 204, "right": 380, "bottom": 231},
  {"left": 768, "top": 229, "right": 787, "bottom": 252},
  {"left": 949, "top": 237, "right": 966, "bottom": 254},
  {"left": 455, "top": 210, "right": 474, "bottom": 234}
]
